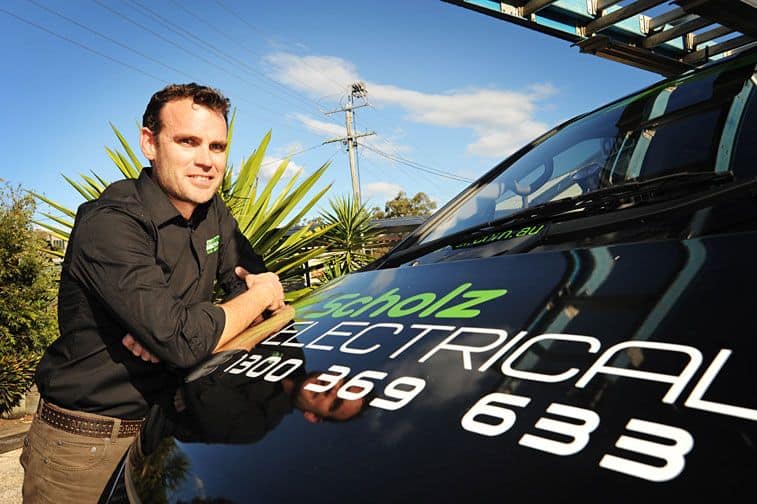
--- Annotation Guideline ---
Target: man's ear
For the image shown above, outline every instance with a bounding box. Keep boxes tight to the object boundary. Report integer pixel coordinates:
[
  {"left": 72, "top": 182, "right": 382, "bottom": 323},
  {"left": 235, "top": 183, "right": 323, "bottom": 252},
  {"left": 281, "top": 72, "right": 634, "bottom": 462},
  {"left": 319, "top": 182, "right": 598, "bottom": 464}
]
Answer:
[
  {"left": 302, "top": 411, "right": 322, "bottom": 424},
  {"left": 140, "top": 127, "right": 157, "bottom": 162}
]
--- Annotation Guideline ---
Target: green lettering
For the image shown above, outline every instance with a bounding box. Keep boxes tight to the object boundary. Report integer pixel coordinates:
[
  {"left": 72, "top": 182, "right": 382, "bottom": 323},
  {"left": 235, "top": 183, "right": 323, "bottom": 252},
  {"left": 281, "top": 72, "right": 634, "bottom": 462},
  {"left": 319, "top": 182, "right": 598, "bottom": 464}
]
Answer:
[
  {"left": 350, "top": 288, "right": 402, "bottom": 317},
  {"left": 332, "top": 297, "right": 373, "bottom": 318},
  {"left": 302, "top": 293, "right": 361, "bottom": 319},
  {"left": 387, "top": 293, "right": 437, "bottom": 317},
  {"left": 516, "top": 226, "right": 531, "bottom": 237},
  {"left": 435, "top": 289, "right": 508, "bottom": 318},
  {"left": 418, "top": 283, "right": 472, "bottom": 317}
]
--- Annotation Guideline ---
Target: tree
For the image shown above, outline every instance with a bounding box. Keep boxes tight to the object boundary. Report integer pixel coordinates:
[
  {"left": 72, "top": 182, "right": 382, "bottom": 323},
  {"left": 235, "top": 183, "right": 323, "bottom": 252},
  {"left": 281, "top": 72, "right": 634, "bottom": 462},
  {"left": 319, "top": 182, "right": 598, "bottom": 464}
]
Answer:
[
  {"left": 0, "top": 185, "right": 58, "bottom": 356},
  {"left": 371, "top": 191, "right": 437, "bottom": 219},
  {"left": 32, "top": 118, "right": 335, "bottom": 302},
  {"left": 0, "top": 185, "right": 58, "bottom": 413},
  {"left": 318, "top": 195, "right": 383, "bottom": 277}
]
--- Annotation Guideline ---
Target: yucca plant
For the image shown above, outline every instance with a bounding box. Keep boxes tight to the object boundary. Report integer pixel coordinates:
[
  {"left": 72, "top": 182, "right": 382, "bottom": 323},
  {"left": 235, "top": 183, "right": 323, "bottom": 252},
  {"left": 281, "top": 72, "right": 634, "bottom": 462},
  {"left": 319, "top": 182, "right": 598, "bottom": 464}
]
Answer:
[
  {"left": 318, "top": 195, "right": 383, "bottom": 275},
  {"left": 31, "top": 115, "right": 335, "bottom": 302}
]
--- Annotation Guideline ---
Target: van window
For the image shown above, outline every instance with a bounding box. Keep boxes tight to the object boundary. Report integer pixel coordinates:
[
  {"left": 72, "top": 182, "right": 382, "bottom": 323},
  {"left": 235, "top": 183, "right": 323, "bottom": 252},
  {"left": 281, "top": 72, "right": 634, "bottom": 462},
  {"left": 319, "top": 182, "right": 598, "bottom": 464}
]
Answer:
[
  {"left": 417, "top": 57, "right": 757, "bottom": 245},
  {"left": 732, "top": 83, "right": 757, "bottom": 180}
]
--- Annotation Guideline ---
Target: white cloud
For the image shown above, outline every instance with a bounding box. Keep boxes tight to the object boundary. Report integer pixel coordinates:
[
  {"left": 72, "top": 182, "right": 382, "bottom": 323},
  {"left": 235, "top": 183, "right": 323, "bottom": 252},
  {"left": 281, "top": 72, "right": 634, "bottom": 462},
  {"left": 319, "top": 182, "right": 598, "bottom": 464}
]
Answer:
[
  {"left": 264, "top": 53, "right": 359, "bottom": 98},
  {"left": 260, "top": 155, "right": 304, "bottom": 180},
  {"left": 280, "top": 141, "right": 304, "bottom": 154},
  {"left": 291, "top": 113, "right": 344, "bottom": 138},
  {"left": 527, "top": 82, "right": 558, "bottom": 99},
  {"left": 291, "top": 112, "right": 413, "bottom": 161},
  {"left": 467, "top": 120, "right": 548, "bottom": 157},
  {"left": 363, "top": 181, "right": 404, "bottom": 204},
  {"left": 265, "top": 52, "right": 555, "bottom": 159}
]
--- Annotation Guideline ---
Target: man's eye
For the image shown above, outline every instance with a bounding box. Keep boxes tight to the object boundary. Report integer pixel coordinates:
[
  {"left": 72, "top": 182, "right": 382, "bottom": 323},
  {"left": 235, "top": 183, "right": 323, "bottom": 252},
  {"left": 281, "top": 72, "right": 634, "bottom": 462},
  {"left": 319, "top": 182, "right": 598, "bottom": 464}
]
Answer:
[
  {"left": 329, "top": 397, "right": 344, "bottom": 413},
  {"left": 180, "top": 138, "right": 194, "bottom": 145},
  {"left": 210, "top": 144, "right": 226, "bottom": 152}
]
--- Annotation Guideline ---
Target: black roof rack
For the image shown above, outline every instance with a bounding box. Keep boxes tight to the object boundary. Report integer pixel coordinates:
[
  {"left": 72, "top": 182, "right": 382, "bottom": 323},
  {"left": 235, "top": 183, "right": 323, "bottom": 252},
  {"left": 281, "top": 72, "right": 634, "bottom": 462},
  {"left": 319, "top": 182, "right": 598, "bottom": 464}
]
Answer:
[{"left": 443, "top": 0, "right": 757, "bottom": 76}]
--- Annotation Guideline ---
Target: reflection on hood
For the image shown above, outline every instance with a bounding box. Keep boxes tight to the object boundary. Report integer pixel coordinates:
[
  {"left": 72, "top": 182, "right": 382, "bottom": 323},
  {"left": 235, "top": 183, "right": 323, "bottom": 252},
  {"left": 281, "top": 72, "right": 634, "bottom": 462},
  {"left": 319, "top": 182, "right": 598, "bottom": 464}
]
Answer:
[{"left": 174, "top": 345, "right": 306, "bottom": 445}]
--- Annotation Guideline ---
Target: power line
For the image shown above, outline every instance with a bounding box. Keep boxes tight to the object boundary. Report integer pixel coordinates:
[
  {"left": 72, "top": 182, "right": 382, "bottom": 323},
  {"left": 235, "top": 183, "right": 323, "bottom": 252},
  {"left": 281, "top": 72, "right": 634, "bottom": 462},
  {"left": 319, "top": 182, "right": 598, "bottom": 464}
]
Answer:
[
  {"left": 128, "top": 0, "right": 327, "bottom": 117},
  {"left": 5, "top": 2, "right": 274, "bottom": 132},
  {"left": 0, "top": 4, "right": 331, "bottom": 160},
  {"left": 165, "top": 0, "right": 333, "bottom": 116},
  {"left": 97, "top": 0, "right": 345, "bottom": 134},
  {"left": 88, "top": 0, "right": 312, "bottom": 128},
  {"left": 357, "top": 142, "right": 473, "bottom": 183},
  {"left": 374, "top": 137, "right": 447, "bottom": 195},
  {"left": 213, "top": 0, "right": 349, "bottom": 93},
  {"left": 0, "top": 7, "right": 166, "bottom": 83},
  {"left": 259, "top": 143, "right": 329, "bottom": 168},
  {"left": 25, "top": 0, "right": 192, "bottom": 79}
]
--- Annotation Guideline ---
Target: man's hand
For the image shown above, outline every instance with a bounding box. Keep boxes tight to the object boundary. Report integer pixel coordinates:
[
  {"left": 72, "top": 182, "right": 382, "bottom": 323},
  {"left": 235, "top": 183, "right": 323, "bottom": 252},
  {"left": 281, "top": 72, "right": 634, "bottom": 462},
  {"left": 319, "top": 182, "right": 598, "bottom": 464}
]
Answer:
[
  {"left": 216, "top": 267, "right": 288, "bottom": 352},
  {"left": 234, "top": 267, "right": 285, "bottom": 312},
  {"left": 122, "top": 334, "right": 160, "bottom": 363}
]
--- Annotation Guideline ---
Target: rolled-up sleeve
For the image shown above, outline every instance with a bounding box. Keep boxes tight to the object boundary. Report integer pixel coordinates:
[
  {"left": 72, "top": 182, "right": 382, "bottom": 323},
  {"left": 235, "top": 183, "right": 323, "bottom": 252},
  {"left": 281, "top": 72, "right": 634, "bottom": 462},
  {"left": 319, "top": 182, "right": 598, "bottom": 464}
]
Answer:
[{"left": 69, "top": 209, "right": 224, "bottom": 368}]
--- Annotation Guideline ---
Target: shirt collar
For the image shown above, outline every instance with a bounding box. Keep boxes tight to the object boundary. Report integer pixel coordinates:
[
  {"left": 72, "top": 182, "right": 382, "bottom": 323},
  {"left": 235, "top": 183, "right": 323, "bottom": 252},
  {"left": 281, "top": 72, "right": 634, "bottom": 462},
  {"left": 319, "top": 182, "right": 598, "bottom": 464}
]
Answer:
[
  {"left": 136, "top": 168, "right": 215, "bottom": 228},
  {"left": 136, "top": 167, "right": 184, "bottom": 226}
]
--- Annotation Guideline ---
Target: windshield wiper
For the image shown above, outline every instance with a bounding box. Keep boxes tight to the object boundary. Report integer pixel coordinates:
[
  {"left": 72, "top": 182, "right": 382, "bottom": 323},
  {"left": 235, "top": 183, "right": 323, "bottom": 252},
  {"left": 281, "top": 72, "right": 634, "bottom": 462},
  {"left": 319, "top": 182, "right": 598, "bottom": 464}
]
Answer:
[
  {"left": 481, "top": 171, "right": 734, "bottom": 233},
  {"left": 372, "top": 171, "right": 735, "bottom": 268}
]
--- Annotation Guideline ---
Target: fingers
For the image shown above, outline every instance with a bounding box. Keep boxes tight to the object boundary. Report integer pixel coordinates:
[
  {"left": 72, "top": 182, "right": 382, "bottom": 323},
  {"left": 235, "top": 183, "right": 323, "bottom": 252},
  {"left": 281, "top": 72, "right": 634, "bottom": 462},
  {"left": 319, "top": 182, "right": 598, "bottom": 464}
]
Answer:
[
  {"left": 244, "top": 272, "right": 285, "bottom": 311},
  {"left": 235, "top": 266, "right": 286, "bottom": 313},
  {"left": 122, "top": 333, "right": 135, "bottom": 350},
  {"left": 122, "top": 333, "right": 160, "bottom": 364}
]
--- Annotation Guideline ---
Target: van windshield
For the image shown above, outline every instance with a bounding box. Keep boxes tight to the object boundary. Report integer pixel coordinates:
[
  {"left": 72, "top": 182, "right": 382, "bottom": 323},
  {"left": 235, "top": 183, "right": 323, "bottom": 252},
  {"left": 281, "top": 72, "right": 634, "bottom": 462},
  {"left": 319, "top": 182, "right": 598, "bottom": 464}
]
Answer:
[{"left": 416, "top": 56, "right": 757, "bottom": 245}]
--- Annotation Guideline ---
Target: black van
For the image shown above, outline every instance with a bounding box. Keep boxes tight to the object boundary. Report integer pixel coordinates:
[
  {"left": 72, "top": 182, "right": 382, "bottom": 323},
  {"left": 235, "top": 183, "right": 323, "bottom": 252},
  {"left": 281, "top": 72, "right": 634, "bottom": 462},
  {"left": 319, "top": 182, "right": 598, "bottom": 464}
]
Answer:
[{"left": 105, "top": 47, "right": 757, "bottom": 503}]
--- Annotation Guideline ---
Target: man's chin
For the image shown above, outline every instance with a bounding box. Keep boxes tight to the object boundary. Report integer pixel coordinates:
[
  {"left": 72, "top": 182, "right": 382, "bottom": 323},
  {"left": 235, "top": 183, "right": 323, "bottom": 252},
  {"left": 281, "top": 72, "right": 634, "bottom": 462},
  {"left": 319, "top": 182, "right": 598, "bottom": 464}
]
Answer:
[{"left": 185, "top": 189, "right": 220, "bottom": 204}]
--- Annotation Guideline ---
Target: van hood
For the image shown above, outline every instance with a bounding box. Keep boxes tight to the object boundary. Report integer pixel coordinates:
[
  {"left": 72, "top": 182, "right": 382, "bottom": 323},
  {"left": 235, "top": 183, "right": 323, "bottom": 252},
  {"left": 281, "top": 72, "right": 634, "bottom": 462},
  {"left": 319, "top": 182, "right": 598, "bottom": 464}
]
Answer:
[{"left": 126, "top": 232, "right": 757, "bottom": 502}]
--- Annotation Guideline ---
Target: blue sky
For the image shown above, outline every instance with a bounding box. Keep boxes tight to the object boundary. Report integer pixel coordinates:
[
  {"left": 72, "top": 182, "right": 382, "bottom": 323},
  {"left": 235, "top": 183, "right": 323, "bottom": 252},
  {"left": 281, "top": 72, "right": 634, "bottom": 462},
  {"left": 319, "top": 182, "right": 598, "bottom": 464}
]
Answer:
[{"left": 0, "top": 0, "right": 659, "bottom": 221}]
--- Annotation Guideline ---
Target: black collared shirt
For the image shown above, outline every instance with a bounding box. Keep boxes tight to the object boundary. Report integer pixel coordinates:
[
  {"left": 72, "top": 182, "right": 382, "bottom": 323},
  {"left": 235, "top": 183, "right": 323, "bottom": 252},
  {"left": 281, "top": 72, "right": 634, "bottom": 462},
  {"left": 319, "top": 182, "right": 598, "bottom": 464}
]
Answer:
[{"left": 35, "top": 168, "right": 266, "bottom": 419}]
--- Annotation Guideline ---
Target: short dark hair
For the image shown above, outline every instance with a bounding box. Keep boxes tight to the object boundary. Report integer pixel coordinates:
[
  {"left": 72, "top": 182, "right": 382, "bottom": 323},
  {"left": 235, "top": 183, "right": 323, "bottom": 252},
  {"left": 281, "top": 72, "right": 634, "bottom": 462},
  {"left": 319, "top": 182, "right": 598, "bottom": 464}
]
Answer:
[{"left": 142, "top": 83, "right": 230, "bottom": 135}]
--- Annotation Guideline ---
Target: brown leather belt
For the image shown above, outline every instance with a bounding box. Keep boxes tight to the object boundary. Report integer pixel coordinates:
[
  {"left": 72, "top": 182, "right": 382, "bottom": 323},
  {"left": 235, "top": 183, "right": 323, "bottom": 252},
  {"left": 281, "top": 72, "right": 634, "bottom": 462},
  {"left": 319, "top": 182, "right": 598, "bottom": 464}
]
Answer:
[{"left": 39, "top": 400, "right": 144, "bottom": 438}]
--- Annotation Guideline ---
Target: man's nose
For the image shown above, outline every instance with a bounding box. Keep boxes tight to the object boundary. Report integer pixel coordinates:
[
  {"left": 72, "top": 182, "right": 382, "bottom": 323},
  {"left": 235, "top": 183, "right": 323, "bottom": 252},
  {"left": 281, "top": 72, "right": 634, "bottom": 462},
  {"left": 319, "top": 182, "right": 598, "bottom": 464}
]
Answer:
[{"left": 196, "top": 147, "right": 213, "bottom": 168}]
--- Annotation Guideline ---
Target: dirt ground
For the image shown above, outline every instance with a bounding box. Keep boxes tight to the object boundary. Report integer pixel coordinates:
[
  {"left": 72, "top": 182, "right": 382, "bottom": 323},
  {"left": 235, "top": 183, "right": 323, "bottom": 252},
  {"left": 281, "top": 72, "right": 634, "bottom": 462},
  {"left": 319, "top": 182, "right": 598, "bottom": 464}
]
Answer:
[{"left": 0, "top": 416, "right": 28, "bottom": 504}]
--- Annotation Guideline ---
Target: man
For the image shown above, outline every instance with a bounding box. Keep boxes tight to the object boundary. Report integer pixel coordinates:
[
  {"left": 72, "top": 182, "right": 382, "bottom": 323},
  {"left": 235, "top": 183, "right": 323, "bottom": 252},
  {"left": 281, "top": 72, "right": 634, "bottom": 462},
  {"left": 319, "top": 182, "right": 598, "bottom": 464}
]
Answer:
[{"left": 20, "top": 83, "right": 285, "bottom": 503}]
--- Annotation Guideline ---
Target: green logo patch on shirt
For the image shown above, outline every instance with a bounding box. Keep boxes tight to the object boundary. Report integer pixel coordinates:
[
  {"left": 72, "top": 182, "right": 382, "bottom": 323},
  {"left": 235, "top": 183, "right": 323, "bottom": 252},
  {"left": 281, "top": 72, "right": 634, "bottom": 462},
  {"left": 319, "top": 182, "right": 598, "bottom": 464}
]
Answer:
[{"left": 206, "top": 235, "right": 220, "bottom": 254}]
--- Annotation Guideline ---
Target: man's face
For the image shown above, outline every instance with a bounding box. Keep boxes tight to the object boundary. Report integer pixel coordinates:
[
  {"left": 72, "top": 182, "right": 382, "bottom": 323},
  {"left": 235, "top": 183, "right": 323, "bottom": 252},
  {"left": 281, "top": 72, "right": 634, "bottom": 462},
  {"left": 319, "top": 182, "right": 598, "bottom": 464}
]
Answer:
[
  {"left": 297, "top": 375, "right": 365, "bottom": 423},
  {"left": 139, "top": 97, "right": 227, "bottom": 218}
]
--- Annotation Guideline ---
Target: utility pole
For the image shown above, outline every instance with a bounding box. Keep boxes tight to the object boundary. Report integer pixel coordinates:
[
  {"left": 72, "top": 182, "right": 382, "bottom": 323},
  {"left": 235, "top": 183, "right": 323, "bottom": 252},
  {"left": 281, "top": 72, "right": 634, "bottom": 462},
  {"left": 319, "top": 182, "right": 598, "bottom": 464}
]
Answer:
[{"left": 323, "top": 82, "right": 375, "bottom": 206}]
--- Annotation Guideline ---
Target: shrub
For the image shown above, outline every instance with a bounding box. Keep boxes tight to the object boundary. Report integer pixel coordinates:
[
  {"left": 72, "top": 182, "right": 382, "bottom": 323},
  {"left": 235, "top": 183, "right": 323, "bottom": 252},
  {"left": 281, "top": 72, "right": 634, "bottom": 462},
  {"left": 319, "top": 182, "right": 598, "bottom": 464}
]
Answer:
[
  {"left": 0, "top": 353, "right": 39, "bottom": 415},
  {"left": 0, "top": 185, "right": 58, "bottom": 413}
]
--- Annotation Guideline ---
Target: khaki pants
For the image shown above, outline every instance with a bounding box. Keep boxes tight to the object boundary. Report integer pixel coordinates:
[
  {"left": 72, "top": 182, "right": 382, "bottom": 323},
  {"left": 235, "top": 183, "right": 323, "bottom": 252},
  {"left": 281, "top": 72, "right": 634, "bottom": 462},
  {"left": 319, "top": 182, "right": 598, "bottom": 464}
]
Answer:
[{"left": 19, "top": 400, "right": 137, "bottom": 503}]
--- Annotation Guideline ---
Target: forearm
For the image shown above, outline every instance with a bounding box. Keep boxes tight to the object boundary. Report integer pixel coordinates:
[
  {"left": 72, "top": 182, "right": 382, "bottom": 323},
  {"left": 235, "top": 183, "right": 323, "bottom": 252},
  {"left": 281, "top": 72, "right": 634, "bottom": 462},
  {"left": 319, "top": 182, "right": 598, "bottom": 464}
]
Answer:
[{"left": 216, "top": 288, "right": 272, "bottom": 350}]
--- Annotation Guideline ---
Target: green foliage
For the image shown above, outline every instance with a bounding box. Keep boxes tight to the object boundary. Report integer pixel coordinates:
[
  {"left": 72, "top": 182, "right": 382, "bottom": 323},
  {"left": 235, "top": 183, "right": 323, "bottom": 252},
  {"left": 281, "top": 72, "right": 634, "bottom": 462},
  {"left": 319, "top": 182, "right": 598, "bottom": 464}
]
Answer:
[
  {"left": 319, "top": 256, "right": 348, "bottom": 283},
  {"left": 0, "top": 353, "right": 39, "bottom": 414},
  {"left": 134, "top": 437, "right": 189, "bottom": 504},
  {"left": 32, "top": 118, "right": 335, "bottom": 301},
  {"left": 0, "top": 185, "right": 58, "bottom": 358},
  {"left": 371, "top": 191, "right": 437, "bottom": 219},
  {"left": 318, "top": 195, "right": 383, "bottom": 274}
]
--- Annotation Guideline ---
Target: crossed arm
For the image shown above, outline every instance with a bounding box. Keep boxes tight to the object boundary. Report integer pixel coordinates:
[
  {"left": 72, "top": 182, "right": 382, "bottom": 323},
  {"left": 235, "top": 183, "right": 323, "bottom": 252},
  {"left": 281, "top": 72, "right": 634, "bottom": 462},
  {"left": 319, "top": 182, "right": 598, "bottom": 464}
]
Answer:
[
  {"left": 123, "top": 265, "right": 285, "bottom": 363},
  {"left": 70, "top": 203, "right": 286, "bottom": 367}
]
